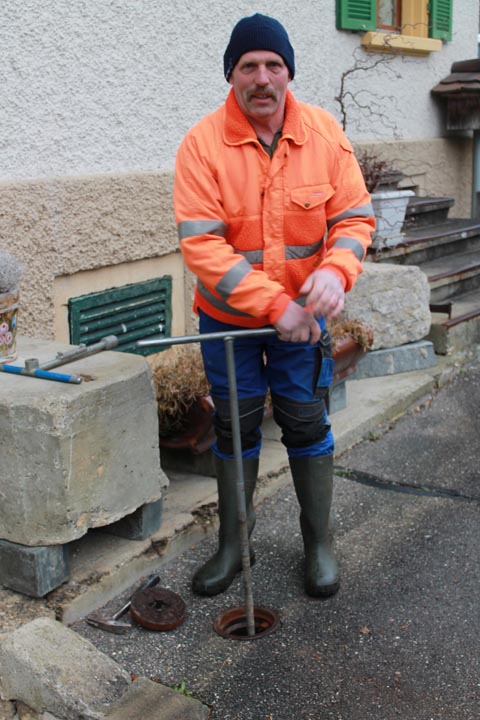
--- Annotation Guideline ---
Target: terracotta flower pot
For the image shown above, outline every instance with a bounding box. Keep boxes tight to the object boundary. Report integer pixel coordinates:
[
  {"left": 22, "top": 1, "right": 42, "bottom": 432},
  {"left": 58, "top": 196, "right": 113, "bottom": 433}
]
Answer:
[
  {"left": 159, "top": 396, "right": 215, "bottom": 454},
  {"left": 332, "top": 334, "right": 370, "bottom": 383}
]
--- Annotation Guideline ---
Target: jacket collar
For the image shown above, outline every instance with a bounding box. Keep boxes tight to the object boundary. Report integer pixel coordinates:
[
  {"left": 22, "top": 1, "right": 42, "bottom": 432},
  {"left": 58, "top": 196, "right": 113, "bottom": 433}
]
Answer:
[{"left": 223, "top": 88, "right": 307, "bottom": 146}]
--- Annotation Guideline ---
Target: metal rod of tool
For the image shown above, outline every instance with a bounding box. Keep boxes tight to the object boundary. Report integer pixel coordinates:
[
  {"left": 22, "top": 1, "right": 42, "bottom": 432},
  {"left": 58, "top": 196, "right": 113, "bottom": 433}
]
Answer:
[
  {"left": 137, "top": 327, "right": 277, "bottom": 349},
  {"left": 137, "top": 328, "right": 277, "bottom": 637},
  {"left": 224, "top": 335, "right": 256, "bottom": 637},
  {"left": 0, "top": 363, "right": 83, "bottom": 384}
]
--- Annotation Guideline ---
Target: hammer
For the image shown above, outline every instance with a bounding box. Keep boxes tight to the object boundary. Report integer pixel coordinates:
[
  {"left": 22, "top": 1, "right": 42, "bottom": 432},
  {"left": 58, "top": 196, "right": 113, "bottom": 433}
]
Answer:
[{"left": 86, "top": 574, "right": 160, "bottom": 633}]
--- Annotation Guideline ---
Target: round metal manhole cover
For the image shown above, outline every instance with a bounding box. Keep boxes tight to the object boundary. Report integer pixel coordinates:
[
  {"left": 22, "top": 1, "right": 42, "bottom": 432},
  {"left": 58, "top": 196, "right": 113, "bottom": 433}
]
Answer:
[
  {"left": 130, "top": 587, "right": 186, "bottom": 631},
  {"left": 213, "top": 606, "right": 280, "bottom": 641}
]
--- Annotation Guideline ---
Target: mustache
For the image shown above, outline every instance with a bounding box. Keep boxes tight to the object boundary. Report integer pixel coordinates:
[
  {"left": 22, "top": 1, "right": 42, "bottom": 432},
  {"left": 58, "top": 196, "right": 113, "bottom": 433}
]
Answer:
[{"left": 246, "top": 87, "right": 277, "bottom": 101}]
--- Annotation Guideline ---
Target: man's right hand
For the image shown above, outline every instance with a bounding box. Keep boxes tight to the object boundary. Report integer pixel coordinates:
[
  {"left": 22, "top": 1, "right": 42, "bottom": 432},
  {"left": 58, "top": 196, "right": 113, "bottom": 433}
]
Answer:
[{"left": 274, "top": 300, "right": 321, "bottom": 344}]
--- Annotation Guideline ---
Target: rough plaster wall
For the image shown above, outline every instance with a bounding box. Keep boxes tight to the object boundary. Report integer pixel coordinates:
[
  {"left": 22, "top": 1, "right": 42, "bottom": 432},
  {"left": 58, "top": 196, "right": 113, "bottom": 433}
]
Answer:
[
  {"left": 1, "top": 1, "right": 478, "bottom": 181},
  {"left": 0, "top": 172, "right": 177, "bottom": 338}
]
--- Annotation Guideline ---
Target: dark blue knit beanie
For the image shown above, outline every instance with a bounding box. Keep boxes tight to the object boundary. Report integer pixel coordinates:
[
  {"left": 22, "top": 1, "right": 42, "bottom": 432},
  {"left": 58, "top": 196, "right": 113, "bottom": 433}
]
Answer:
[{"left": 223, "top": 14, "right": 295, "bottom": 81}]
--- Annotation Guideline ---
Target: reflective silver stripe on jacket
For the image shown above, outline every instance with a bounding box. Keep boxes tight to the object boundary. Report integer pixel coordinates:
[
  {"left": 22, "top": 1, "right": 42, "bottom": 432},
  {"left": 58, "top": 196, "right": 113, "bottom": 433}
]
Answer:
[
  {"left": 177, "top": 219, "right": 228, "bottom": 240},
  {"left": 327, "top": 203, "right": 374, "bottom": 231},
  {"left": 215, "top": 258, "right": 252, "bottom": 299},
  {"left": 238, "top": 239, "right": 323, "bottom": 265},
  {"left": 286, "top": 239, "right": 323, "bottom": 261},
  {"left": 197, "top": 281, "right": 254, "bottom": 318},
  {"left": 331, "top": 237, "right": 365, "bottom": 261}
]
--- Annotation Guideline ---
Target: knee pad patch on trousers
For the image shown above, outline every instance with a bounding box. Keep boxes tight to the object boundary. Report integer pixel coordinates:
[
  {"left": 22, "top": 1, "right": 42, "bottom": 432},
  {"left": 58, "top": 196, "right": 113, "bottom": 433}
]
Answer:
[
  {"left": 212, "top": 395, "right": 265, "bottom": 456},
  {"left": 271, "top": 392, "right": 330, "bottom": 449}
]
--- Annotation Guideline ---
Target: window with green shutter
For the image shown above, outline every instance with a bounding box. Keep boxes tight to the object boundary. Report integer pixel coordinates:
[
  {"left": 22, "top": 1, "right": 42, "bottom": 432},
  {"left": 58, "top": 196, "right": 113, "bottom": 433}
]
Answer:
[
  {"left": 336, "top": 0, "right": 452, "bottom": 47},
  {"left": 68, "top": 276, "right": 172, "bottom": 356}
]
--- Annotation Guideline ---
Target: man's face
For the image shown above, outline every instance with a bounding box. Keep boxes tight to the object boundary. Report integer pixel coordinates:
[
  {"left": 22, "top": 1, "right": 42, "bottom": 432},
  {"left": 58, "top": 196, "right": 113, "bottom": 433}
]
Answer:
[{"left": 229, "top": 50, "right": 290, "bottom": 125}]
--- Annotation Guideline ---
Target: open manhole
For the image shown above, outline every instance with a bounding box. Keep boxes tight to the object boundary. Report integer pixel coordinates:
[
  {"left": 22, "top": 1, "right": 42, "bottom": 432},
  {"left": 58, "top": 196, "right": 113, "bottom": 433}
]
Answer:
[{"left": 213, "top": 606, "right": 280, "bottom": 641}]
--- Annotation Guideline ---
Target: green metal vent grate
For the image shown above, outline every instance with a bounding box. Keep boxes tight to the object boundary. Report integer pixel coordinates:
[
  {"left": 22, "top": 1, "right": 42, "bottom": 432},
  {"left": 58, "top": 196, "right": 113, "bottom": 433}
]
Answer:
[{"left": 68, "top": 276, "right": 172, "bottom": 356}]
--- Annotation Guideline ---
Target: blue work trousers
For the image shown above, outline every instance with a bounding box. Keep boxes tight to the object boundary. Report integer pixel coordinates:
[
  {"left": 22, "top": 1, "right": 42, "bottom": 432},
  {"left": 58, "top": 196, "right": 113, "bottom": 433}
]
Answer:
[{"left": 199, "top": 310, "right": 334, "bottom": 460}]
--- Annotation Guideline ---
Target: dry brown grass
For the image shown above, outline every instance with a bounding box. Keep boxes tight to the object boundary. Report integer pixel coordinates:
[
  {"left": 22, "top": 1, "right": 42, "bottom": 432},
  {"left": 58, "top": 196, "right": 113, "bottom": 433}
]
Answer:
[{"left": 149, "top": 346, "right": 210, "bottom": 435}]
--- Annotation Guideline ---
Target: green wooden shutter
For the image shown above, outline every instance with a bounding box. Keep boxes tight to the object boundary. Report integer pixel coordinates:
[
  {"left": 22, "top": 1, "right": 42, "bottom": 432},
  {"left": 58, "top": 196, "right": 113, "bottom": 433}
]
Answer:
[
  {"left": 336, "top": 0, "right": 377, "bottom": 31},
  {"left": 68, "top": 276, "right": 172, "bottom": 356},
  {"left": 429, "top": 0, "right": 452, "bottom": 41}
]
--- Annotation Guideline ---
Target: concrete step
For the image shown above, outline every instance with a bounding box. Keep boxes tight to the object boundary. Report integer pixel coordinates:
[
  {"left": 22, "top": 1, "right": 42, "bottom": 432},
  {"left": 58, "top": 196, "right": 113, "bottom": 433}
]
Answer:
[
  {"left": 404, "top": 195, "right": 455, "bottom": 230},
  {"left": 367, "top": 218, "right": 480, "bottom": 266},
  {"left": 419, "top": 248, "right": 480, "bottom": 303},
  {"left": 428, "top": 287, "right": 480, "bottom": 354}
]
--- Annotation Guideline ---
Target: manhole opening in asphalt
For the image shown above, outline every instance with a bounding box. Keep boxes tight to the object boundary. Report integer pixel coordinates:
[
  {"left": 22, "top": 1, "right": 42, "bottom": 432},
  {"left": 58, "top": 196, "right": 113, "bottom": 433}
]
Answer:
[{"left": 213, "top": 606, "right": 280, "bottom": 641}]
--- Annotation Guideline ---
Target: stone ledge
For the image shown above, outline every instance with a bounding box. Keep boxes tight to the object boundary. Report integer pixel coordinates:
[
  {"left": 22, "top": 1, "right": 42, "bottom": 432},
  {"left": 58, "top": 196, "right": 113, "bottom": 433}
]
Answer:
[{"left": 350, "top": 341, "right": 437, "bottom": 379}]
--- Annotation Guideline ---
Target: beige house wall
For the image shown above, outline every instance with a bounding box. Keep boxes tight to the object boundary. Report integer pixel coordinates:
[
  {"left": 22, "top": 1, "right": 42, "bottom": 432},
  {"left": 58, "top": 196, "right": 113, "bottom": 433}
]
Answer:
[{"left": 0, "top": 170, "right": 195, "bottom": 342}]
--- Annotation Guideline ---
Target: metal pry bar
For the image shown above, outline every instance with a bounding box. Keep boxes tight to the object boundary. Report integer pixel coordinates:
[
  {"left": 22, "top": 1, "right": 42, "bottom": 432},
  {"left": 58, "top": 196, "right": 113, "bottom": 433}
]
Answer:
[{"left": 39, "top": 335, "right": 119, "bottom": 370}]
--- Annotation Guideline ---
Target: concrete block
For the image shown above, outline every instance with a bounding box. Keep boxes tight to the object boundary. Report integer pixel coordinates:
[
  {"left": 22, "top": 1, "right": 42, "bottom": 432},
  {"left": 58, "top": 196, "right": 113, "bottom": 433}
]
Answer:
[
  {"left": 100, "top": 499, "right": 163, "bottom": 540},
  {"left": 351, "top": 341, "right": 437, "bottom": 379},
  {"left": 0, "top": 540, "right": 70, "bottom": 598},
  {"left": 0, "top": 337, "right": 168, "bottom": 546},
  {"left": 105, "top": 676, "right": 211, "bottom": 720},
  {"left": 345, "top": 263, "right": 431, "bottom": 350},
  {"left": 0, "top": 617, "right": 131, "bottom": 720},
  {"left": 329, "top": 380, "right": 346, "bottom": 414}
]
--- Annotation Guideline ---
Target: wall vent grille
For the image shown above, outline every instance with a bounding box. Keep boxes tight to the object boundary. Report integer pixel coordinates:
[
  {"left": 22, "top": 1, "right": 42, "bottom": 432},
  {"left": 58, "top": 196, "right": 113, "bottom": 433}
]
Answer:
[{"left": 68, "top": 276, "right": 172, "bottom": 355}]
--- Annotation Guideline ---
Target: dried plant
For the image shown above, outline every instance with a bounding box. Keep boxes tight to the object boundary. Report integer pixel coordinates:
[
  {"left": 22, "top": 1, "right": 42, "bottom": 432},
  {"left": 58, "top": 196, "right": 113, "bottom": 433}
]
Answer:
[
  {"left": 0, "top": 251, "right": 23, "bottom": 294},
  {"left": 328, "top": 316, "right": 374, "bottom": 352},
  {"left": 355, "top": 150, "right": 401, "bottom": 194},
  {"left": 149, "top": 345, "right": 210, "bottom": 436}
]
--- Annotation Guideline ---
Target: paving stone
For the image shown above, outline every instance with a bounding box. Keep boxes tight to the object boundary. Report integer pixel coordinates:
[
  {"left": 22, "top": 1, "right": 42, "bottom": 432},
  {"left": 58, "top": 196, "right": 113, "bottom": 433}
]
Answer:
[{"left": 105, "top": 677, "right": 210, "bottom": 720}]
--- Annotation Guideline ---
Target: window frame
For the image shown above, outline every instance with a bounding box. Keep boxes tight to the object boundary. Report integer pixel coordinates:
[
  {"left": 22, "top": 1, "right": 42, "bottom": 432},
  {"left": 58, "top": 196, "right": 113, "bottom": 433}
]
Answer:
[{"left": 336, "top": 0, "right": 452, "bottom": 55}]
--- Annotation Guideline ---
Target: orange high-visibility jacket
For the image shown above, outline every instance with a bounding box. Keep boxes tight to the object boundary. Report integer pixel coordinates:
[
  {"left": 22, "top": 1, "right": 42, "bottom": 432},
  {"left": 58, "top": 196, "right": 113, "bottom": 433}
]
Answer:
[{"left": 174, "top": 88, "right": 375, "bottom": 328}]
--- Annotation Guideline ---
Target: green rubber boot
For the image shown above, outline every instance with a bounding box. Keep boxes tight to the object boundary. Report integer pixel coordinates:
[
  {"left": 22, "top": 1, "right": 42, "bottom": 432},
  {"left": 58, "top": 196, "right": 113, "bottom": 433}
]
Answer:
[
  {"left": 289, "top": 455, "right": 340, "bottom": 598},
  {"left": 192, "top": 456, "right": 258, "bottom": 596}
]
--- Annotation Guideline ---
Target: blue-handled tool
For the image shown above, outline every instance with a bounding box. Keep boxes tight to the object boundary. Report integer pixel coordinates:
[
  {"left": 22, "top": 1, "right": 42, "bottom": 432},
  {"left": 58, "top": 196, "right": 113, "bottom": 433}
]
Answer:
[{"left": 0, "top": 363, "right": 83, "bottom": 384}]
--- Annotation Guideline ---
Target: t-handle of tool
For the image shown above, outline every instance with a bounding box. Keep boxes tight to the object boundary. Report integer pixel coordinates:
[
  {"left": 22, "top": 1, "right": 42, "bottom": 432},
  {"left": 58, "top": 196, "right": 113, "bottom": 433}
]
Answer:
[{"left": 113, "top": 574, "right": 160, "bottom": 620}]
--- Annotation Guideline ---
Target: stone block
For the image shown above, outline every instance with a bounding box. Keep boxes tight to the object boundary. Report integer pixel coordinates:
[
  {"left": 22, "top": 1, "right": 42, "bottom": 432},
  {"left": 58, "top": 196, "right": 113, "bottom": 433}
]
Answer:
[
  {"left": 100, "top": 498, "right": 163, "bottom": 540},
  {"left": 345, "top": 263, "right": 431, "bottom": 350},
  {"left": 0, "top": 541, "right": 70, "bottom": 598},
  {"left": 0, "top": 617, "right": 131, "bottom": 719},
  {"left": 352, "top": 340, "right": 437, "bottom": 379},
  {"left": 0, "top": 337, "right": 168, "bottom": 547}
]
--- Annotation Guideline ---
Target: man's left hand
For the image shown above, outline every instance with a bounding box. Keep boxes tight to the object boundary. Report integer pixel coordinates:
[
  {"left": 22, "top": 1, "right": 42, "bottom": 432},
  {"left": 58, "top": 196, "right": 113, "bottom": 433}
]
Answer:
[{"left": 299, "top": 269, "right": 345, "bottom": 319}]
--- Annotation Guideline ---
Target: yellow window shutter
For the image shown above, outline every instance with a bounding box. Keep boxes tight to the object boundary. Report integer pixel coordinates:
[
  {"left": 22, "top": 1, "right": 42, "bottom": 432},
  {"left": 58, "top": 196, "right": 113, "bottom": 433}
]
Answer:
[{"left": 402, "top": 0, "right": 428, "bottom": 38}]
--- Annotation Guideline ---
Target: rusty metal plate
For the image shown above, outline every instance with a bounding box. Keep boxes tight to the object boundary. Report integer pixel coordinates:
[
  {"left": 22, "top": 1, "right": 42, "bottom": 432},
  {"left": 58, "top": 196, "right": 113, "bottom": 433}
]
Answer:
[{"left": 130, "top": 587, "right": 186, "bottom": 631}]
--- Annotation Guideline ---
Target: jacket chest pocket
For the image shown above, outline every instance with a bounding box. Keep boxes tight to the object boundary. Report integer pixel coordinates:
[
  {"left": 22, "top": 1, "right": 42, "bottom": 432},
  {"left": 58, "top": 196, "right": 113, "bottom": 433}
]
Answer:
[{"left": 290, "top": 184, "right": 334, "bottom": 212}]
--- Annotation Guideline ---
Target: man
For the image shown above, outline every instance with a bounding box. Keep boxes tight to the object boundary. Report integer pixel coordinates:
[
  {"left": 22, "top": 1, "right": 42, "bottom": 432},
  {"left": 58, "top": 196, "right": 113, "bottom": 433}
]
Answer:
[{"left": 174, "top": 14, "right": 374, "bottom": 599}]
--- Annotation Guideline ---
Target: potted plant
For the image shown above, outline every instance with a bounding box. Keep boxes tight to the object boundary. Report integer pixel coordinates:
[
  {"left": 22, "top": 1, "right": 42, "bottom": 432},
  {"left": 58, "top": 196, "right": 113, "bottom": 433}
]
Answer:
[
  {"left": 356, "top": 149, "right": 414, "bottom": 249},
  {"left": 0, "top": 251, "right": 23, "bottom": 363},
  {"left": 149, "top": 344, "right": 215, "bottom": 458},
  {"left": 328, "top": 315, "right": 374, "bottom": 382}
]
